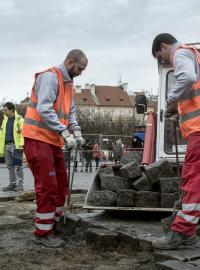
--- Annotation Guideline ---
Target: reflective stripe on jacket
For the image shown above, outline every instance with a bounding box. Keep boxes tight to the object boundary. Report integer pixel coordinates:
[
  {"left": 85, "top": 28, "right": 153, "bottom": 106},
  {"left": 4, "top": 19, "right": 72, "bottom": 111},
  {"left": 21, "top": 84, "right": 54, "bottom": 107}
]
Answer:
[
  {"left": 0, "top": 111, "right": 24, "bottom": 157},
  {"left": 174, "top": 45, "right": 200, "bottom": 138},
  {"left": 22, "top": 67, "right": 74, "bottom": 147}
]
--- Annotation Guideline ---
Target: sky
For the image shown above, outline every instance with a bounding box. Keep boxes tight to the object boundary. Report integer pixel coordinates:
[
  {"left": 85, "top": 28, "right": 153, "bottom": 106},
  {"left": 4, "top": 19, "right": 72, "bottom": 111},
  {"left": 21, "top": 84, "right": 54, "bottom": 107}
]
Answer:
[{"left": 0, "top": 0, "right": 200, "bottom": 102}]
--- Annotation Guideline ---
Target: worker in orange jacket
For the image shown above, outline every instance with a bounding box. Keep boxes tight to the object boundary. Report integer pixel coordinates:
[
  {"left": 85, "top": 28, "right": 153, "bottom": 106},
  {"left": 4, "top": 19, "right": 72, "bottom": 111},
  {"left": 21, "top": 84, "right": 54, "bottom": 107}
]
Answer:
[
  {"left": 23, "top": 49, "right": 87, "bottom": 248},
  {"left": 152, "top": 33, "right": 200, "bottom": 250}
]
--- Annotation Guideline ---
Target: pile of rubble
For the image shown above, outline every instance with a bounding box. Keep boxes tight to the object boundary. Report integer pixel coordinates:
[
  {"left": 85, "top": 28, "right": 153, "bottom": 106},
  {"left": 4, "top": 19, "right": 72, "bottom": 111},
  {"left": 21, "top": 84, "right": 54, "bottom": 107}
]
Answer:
[{"left": 87, "top": 152, "right": 180, "bottom": 209}]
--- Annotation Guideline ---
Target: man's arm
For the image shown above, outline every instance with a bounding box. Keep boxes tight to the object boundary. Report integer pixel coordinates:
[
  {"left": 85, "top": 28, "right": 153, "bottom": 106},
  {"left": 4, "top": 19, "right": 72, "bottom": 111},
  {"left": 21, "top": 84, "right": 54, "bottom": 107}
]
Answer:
[
  {"left": 68, "top": 100, "right": 81, "bottom": 133},
  {"left": 167, "top": 49, "right": 198, "bottom": 104},
  {"left": 35, "top": 72, "right": 66, "bottom": 133}
]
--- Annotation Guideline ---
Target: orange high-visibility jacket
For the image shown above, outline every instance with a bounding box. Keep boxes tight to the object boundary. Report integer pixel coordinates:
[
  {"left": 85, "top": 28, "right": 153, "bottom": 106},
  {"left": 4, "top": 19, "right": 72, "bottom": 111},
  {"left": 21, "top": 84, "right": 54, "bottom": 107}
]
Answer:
[
  {"left": 22, "top": 67, "right": 74, "bottom": 147},
  {"left": 174, "top": 45, "right": 200, "bottom": 139}
]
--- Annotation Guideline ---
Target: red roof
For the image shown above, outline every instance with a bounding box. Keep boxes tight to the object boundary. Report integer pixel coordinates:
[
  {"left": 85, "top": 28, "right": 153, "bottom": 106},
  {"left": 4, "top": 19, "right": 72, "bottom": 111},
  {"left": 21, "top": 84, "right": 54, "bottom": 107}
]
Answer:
[
  {"left": 129, "top": 95, "right": 136, "bottom": 105},
  {"left": 73, "top": 85, "right": 157, "bottom": 110},
  {"left": 74, "top": 89, "right": 97, "bottom": 106},
  {"left": 95, "top": 86, "right": 133, "bottom": 107}
]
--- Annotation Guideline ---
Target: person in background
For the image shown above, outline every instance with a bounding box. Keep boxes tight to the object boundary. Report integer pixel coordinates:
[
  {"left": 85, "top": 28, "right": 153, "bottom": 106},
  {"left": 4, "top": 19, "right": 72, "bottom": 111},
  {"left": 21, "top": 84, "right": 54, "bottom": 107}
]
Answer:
[
  {"left": 79, "top": 146, "right": 85, "bottom": 172},
  {"left": 112, "top": 139, "right": 124, "bottom": 164},
  {"left": 72, "top": 147, "right": 80, "bottom": 172},
  {"left": 93, "top": 141, "right": 101, "bottom": 170},
  {"left": 132, "top": 135, "right": 144, "bottom": 149},
  {"left": 84, "top": 139, "right": 93, "bottom": 172},
  {"left": 0, "top": 102, "right": 24, "bottom": 191}
]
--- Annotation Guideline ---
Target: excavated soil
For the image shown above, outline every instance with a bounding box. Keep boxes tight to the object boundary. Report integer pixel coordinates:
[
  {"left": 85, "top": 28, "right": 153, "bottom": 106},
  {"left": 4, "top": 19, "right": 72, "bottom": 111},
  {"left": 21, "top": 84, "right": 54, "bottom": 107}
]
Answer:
[
  {"left": 0, "top": 228, "right": 153, "bottom": 270},
  {"left": 0, "top": 197, "right": 155, "bottom": 270}
]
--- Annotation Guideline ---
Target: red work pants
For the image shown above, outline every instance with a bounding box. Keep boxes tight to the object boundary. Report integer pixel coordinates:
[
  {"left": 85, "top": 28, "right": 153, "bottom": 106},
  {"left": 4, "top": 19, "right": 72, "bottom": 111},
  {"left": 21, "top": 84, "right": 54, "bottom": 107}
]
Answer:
[
  {"left": 172, "top": 131, "right": 200, "bottom": 235},
  {"left": 24, "top": 138, "right": 68, "bottom": 236}
]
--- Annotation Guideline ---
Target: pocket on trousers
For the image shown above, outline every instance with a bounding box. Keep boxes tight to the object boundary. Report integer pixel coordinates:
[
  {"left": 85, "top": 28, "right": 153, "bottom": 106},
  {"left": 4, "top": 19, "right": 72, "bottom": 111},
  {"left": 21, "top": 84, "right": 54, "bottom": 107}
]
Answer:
[{"left": 13, "top": 149, "right": 23, "bottom": 166}]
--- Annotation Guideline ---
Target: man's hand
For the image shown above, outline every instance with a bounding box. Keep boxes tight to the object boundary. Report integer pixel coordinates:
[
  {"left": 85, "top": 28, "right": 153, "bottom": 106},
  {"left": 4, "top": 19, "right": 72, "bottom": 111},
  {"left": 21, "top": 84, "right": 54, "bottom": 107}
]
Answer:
[
  {"left": 165, "top": 102, "right": 178, "bottom": 119},
  {"left": 73, "top": 130, "right": 85, "bottom": 146},
  {"left": 61, "top": 129, "right": 77, "bottom": 149}
]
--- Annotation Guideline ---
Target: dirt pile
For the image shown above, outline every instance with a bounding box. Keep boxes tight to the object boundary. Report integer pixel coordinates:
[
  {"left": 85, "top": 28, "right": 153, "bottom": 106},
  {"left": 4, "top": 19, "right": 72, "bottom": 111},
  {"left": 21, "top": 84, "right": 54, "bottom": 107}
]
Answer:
[{"left": 0, "top": 197, "right": 153, "bottom": 270}]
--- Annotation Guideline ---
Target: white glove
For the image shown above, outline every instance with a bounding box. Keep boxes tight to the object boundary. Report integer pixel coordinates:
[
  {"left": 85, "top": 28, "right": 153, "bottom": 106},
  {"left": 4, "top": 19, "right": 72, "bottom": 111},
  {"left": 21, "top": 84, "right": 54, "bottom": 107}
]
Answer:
[
  {"left": 61, "top": 129, "right": 77, "bottom": 149},
  {"left": 73, "top": 130, "right": 85, "bottom": 146}
]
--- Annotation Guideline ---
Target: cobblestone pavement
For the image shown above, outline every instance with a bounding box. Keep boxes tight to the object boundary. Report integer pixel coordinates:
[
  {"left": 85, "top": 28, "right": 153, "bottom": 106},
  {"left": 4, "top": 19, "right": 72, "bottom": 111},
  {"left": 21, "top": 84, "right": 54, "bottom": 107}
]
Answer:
[{"left": 0, "top": 162, "right": 98, "bottom": 196}]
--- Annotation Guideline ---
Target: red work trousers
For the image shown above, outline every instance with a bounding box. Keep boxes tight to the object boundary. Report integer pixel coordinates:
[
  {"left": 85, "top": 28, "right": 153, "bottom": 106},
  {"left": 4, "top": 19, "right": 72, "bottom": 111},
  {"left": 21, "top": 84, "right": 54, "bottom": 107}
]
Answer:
[
  {"left": 172, "top": 131, "right": 200, "bottom": 235},
  {"left": 24, "top": 138, "right": 68, "bottom": 236}
]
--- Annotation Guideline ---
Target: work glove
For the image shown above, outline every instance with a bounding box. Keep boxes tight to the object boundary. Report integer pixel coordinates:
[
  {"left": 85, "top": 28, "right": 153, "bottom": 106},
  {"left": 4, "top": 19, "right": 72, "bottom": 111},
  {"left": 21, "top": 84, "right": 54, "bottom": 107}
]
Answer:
[
  {"left": 164, "top": 102, "right": 178, "bottom": 120},
  {"left": 61, "top": 129, "right": 77, "bottom": 149},
  {"left": 73, "top": 130, "right": 85, "bottom": 146}
]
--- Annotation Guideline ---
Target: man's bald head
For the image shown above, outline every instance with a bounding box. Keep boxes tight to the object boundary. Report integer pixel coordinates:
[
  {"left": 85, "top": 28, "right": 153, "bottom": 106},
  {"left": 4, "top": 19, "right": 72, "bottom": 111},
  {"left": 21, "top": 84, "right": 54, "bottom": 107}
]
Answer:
[
  {"left": 65, "top": 49, "right": 88, "bottom": 65},
  {"left": 64, "top": 49, "right": 88, "bottom": 79}
]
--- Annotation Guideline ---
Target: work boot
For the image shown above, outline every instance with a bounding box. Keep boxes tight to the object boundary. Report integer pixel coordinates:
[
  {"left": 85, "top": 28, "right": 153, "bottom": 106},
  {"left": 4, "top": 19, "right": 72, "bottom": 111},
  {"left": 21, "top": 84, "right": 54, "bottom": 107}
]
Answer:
[
  {"left": 32, "top": 234, "right": 65, "bottom": 248},
  {"left": 152, "top": 231, "right": 199, "bottom": 250},
  {"left": 2, "top": 183, "right": 16, "bottom": 191},
  {"left": 14, "top": 185, "right": 24, "bottom": 192}
]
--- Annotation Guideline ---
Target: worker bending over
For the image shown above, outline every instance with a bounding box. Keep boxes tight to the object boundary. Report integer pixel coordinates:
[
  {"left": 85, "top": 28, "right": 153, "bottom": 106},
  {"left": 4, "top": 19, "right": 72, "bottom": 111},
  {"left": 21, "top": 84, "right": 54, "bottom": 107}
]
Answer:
[{"left": 22, "top": 49, "right": 87, "bottom": 248}]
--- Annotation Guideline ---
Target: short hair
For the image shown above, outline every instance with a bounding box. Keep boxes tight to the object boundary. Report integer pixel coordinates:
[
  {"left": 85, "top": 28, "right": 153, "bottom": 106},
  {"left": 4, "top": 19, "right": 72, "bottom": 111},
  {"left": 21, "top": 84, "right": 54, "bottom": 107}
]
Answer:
[
  {"left": 152, "top": 33, "right": 178, "bottom": 57},
  {"left": 66, "top": 49, "right": 88, "bottom": 64},
  {"left": 3, "top": 102, "right": 15, "bottom": 112}
]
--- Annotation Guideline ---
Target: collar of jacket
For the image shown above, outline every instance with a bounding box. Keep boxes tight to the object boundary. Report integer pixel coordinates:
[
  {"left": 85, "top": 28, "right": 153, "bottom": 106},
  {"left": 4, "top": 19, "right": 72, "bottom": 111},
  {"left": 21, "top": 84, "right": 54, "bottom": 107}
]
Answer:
[
  {"left": 3, "top": 110, "right": 21, "bottom": 121},
  {"left": 170, "top": 41, "right": 182, "bottom": 63},
  {"left": 57, "top": 62, "right": 73, "bottom": 83}
]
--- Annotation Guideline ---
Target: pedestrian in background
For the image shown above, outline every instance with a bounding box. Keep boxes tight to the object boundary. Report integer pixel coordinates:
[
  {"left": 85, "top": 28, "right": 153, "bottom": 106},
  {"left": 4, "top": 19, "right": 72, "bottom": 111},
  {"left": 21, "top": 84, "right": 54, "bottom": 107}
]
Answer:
[
  {"left": 79, "top": 146, "right": 85, "bottom": 172},
  {"left": 152, "top": 33, "right": 200, "bottom": 250},
  {"left": 112, "top": 139, "right": 124, "bottom": 164},
  {"left": 84, "top": 139, "right": 93, "bottom": 172},
  {"left": 71, "top": 147, "right": 80, "bottom": 172},
  {"left": 0, "top": 102, "right": 24, "bottom": 191},
  {"left": 93, "top": 141, "right": 101, "bottom": 170},
  {"left": 132, "top": 136, "right": 143, "bottom": 149},
  {"left": 22, "top": 49, "right": 87, "bottom": 248}
]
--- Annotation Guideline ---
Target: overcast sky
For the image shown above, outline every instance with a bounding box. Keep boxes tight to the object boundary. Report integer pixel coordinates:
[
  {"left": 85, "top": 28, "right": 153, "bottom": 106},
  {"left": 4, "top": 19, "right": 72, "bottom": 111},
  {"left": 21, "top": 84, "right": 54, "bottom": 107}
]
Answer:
[{"left": 0, "top": 0, "right": 200, "bottom": 102}]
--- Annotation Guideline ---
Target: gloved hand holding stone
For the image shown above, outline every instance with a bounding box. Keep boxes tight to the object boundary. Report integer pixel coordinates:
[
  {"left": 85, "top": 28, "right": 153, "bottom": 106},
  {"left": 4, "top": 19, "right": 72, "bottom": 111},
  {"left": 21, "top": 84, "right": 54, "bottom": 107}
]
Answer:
[
  {"left": 61, "top": 129, "right": 77, "bottom": 149},
  {"left": 73, "top": 130, "right": 85, "bottom": 146},
  {"left": 164, "top": 102, "right": 178, "bottom": 119}
]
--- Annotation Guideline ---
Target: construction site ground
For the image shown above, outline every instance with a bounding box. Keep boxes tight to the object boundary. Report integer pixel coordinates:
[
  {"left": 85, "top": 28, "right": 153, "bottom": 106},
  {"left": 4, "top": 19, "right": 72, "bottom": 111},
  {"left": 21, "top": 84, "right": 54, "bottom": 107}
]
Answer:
[
  {"left": 1, "top": 164, "right": 200, "bottom": 269},
  {"left": 1, "top": 193, "right": 200, "bottom": 270}
]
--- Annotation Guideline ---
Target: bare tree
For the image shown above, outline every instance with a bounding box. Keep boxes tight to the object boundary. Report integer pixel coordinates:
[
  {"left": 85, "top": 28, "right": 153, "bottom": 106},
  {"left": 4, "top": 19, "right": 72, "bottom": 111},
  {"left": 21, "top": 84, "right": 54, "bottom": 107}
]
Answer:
[{"left": 77, "top": 109, "right": 138, "bottom": 135}]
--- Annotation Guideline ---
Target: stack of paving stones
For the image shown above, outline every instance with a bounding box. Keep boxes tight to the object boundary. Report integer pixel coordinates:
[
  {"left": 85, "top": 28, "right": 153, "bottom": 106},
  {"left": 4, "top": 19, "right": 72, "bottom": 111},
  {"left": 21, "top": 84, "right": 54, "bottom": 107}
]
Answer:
[
  {"left": 156, "top": 260, "right": 200, "bottom": 270},
  {"left": 91, "top": 152, "right": 181, "bottom": 208}
]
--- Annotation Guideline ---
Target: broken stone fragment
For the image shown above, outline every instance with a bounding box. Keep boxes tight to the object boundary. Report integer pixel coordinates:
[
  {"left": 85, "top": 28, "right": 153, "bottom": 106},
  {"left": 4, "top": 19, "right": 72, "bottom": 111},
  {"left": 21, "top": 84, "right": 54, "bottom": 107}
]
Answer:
[
  {"left": 134, "top": 191, "right": 160, "bottom": 208},
  {"left": 92, "top": 190, "right": 117, "bottom": 206},
  {"left": 159, "top": 177, "right": 180, "bottom": 193},
  {"left": 121, "top": 151, "right": 142, "bottom": 165},
  {"left": 132, "top": 173, "right": 152, "bottom": 191},
  {"left": 86, "top": 228, "right": 119, "bottom": 251},
  {"left": 144, "top": 159, "right": 174, "bottom": 184},
  {"left": 101, "top": 175, "right": 132, "bottom": 192},
  {"left": 119, "top": 161, "right": 142, "bottom": 180},
  {"left": 156, "top": 259, "right": 196, "bottom": 270},
  {"left": 98, "top": 166, "right": 114, "bottom": 180},
  {"left": 161, "top": 192, "right": 180, "bottom": 208},
  {"left": 117, "top": 190, "right": 136, "bottom": 207},
  {"left": 15, "top": 191, "right": 35, "bottom": 202}
]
